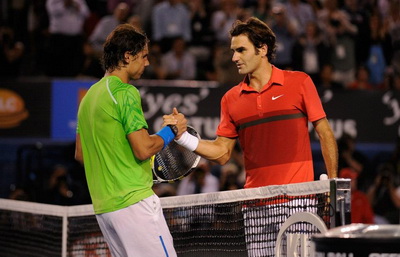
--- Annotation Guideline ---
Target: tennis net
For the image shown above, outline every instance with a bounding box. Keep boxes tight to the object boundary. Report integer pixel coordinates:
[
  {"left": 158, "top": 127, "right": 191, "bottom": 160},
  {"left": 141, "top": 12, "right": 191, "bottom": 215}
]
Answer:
[{"left": 0, "top": 179, "right": 350, "bottom": 257}]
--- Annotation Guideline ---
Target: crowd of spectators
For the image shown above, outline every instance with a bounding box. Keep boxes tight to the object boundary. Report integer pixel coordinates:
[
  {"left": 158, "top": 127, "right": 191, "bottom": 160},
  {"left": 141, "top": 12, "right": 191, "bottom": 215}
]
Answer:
[
  {"left": 0, "top": 0, "right": 399, "bottom": 90},
  {"left": 2, "top": 0, "right": 400, "bottom": 225}
]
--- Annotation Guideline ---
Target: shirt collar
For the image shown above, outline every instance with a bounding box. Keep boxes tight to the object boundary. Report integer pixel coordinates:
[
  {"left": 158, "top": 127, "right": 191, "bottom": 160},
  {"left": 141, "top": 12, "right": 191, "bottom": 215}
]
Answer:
[{"left": 239, "top": 65, "right": 284, "bottom": 94}]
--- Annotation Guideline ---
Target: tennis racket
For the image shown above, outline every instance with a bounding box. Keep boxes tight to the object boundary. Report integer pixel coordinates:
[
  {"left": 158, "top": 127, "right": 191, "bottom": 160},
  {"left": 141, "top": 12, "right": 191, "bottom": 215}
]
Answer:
[{"left": 152, "top": 126, "right": 201, "bottom": 184}]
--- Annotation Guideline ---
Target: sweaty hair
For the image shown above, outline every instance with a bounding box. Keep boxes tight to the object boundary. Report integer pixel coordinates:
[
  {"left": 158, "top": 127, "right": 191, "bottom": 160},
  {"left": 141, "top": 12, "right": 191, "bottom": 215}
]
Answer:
[
  {"left": 230, "top": 17, "right": 276, "bottom": 61},
  {"left": 102, "top": 24, "right": 149, "bottom": 72}
]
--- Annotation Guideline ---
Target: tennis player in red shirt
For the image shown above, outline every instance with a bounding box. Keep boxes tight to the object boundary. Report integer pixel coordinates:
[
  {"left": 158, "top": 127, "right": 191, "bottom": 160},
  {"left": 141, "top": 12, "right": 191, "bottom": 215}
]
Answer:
[
  {"left": 173, "top": 17, "right": 338, "bottom": 257},
  {"left": 175, "top": 17, "right": 338, "bottom": 187}
]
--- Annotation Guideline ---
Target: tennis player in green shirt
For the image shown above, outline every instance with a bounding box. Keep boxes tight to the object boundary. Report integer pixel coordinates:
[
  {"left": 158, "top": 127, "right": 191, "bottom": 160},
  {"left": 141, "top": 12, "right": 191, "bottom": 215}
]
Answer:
[{"left": 75, "top": 24, "right": 185, "bottom": 257}]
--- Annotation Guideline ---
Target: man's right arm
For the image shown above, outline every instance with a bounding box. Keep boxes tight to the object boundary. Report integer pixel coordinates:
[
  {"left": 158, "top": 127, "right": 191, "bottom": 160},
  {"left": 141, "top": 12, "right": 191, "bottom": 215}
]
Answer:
[{"left": 194, "top": 136, "right": 236, "bottom": 165}]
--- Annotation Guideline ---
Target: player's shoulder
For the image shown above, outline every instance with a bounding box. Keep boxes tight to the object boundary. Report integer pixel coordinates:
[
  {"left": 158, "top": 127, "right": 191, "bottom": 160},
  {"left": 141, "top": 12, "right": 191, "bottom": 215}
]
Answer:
[
  {"left": 222, "top": 83, "right": 242, "bottom": 99},
  {"left": 282, "top": 69, "right": 310, "bottom": 80}
]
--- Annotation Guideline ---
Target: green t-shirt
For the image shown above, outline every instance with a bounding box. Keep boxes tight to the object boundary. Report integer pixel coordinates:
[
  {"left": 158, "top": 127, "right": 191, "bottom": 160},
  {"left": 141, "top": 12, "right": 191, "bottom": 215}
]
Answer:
[{"left": 77, "top": 76, "right": 154, "bottom": 214}]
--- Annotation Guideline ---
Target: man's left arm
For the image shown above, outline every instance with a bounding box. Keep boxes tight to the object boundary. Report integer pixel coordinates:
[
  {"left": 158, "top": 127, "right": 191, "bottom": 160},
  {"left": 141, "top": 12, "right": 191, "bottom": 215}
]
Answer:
[{"left": 313, "top": 118, "right": 338, "bottom": 178}]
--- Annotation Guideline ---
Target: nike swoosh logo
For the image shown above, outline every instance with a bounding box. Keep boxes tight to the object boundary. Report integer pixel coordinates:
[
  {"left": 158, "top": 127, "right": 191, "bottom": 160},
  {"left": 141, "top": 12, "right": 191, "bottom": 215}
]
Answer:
[{"left": 272, "top": 94, "right": 284, "bottom": 100}]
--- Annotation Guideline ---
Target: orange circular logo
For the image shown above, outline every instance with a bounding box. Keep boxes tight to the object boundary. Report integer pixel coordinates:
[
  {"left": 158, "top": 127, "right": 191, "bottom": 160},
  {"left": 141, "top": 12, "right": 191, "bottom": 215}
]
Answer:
[{"left": 0, "top": 89, "right": 29, "bottom": 128}]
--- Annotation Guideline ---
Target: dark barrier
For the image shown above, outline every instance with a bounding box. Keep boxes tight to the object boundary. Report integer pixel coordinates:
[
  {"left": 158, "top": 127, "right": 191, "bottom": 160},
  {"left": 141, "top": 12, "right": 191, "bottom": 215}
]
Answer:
[{"left": 1, "top": 79, "right": 399, "bottom": 143}]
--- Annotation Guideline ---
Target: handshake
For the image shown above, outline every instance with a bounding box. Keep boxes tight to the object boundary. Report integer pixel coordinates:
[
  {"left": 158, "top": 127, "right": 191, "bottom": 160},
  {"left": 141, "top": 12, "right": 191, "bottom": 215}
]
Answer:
[{"left": 161, "top": 107, "right": 199, "bottom": 152}]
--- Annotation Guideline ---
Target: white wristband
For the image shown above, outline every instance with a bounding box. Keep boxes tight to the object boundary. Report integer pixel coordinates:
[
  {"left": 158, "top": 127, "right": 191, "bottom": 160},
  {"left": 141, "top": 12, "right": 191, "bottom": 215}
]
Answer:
[{"left": 174, "top": 131, "right": 199, "bottom": 152}]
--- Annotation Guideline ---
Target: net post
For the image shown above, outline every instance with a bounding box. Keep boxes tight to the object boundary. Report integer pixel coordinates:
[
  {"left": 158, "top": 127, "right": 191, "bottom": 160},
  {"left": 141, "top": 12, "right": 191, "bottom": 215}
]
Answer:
[{"left": 329, "top": 178, "right": 351, "bottom": 228}]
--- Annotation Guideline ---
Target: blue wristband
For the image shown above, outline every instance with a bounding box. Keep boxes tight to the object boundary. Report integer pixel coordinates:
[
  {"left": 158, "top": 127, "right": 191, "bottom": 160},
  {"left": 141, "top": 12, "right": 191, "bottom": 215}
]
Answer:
[{"left": 156, "top": 126, "right": 175, "bottom": 149}]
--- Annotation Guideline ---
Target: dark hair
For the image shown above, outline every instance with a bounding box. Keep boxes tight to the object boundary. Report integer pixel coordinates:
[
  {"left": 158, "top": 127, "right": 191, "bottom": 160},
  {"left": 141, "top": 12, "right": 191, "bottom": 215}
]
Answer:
[
  {"left": 229, "top": 17, "right": 276, "bottom": 61},
  {"left": 102, "top": 24, "right": 149, "bottom": 72}
]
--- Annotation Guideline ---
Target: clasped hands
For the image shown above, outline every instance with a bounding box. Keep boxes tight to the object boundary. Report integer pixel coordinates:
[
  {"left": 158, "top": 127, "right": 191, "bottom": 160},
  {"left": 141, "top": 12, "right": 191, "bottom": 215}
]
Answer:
[{"left": 162, "top": 107, "right": 187, "bottom": 139}]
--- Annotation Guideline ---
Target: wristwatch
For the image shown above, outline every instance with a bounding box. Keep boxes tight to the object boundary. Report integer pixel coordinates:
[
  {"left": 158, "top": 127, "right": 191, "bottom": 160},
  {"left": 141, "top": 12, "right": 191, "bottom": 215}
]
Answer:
[{"left": 168, "top": 125, "right": 178, "bottom": 136}]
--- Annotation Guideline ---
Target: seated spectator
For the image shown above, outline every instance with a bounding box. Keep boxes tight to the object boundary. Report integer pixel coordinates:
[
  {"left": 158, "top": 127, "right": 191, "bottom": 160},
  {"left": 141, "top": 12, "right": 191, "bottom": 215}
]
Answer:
[
  {"left": 88, "top": 2, "right": 130, "bottom": 55},
  {"left": 292, "top": 21, "right": 330, "bottom": 85},
  {"left": 152, "top": 0, "right": 191, "bottom": 53},
  {"left": 339, "top": 167, "right": 374, "bottom": 224},
  {"left": 81, "top": 2, "right": 130, "bottom": 78},
  {"left": 177, "top": 159, "right": 219, "bottom": 195},
  {"left": 338, "top": 133, "right": 369, "bottom": 176},
  {"left": 46, "top": 0, "right": 90, "bottom": 77},
  {"left": 211, "top": 0, "right": 241, "bottom": 46},
  {"left": 367, "top": 163, "right": 400, "bottom": 224},
  {"left": 161, "top": 37, "right": 196, "bottom": 80},
  {"left": 269, "top": 4, "right": 298, "bottom": 70},
  {"left": 141, "top": 42, "right": 166, "bottom": 79},
  {"left": 219, "top": 163, "right": 242, "bottom": 191},
  {"left": 318, "top": 64, "right": 344, "bottom": 90},
  {"left": 0, "top": 26, "right": 25, "bottom": 78},
  {"left": 347, "top": 65, "right": 374, "bottom": 90}
]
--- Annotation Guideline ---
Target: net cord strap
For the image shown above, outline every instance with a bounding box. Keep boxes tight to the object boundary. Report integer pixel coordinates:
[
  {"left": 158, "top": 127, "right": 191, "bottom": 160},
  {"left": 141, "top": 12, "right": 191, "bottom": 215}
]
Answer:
[
  {"left": 0, "top": 180, "right": 332, "bottom": 215},
  {"left": 160, "top": 179, "right": 331, "bottom": 208}
]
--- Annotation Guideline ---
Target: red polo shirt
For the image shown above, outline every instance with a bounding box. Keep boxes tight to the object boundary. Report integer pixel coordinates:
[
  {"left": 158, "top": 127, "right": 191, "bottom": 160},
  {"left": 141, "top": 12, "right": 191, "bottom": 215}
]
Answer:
[{"left": 217, "top": 66, "right": 326, "bottom": 188}]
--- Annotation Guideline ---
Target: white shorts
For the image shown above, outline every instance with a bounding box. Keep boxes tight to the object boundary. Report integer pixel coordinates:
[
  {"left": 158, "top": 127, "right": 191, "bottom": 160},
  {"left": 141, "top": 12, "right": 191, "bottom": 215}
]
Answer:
[{"left": 96, "top": 194, "right": 177, "bottom": 257}]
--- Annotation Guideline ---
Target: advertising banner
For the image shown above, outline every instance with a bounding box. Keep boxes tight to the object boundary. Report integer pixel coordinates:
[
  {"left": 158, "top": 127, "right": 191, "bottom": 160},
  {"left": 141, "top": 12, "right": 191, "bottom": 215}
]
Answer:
[
  {"left": 0, "top": 80, "right": 51, "bottom": 137},
  {"left": 2, "top": 79, "right": 399, "bottom": 144}
]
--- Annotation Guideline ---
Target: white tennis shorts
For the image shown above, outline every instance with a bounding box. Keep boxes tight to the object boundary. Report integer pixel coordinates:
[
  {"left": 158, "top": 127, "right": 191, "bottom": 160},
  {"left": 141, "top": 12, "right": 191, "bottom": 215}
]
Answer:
[{"left": 96, "top": 194, "right": 177, "bottom": 257}]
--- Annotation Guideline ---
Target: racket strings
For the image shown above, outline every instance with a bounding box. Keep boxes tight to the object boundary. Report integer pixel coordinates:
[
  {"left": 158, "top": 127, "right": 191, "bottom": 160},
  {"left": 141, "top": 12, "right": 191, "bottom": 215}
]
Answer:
[{"left": 153, "top": 127, "right": 200, "bottom": 181}]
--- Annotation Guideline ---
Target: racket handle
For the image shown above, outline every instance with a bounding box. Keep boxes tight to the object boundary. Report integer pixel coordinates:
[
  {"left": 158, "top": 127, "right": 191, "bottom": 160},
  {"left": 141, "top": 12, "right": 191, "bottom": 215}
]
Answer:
[{"left": 175, "top": 131, "right": 199, "bottom": 151}]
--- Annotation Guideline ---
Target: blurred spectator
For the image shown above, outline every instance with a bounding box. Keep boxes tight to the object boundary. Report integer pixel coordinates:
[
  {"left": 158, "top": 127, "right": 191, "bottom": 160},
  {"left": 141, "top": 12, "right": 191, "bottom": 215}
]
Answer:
[
  {"left": 45, "top": 0, "right": 90, "bottom": 77},
  {"left": 318, "top": 63, "right": 344, "bottom": 90},
  {"left": 141, "top": 42, "right": 166, "bottom": 79},
  {"left": 269, "top": 4, "right": 297, "bottom": 70},
  {"left": 365, "top": 12, "right": 390, "bottom": 88},
  {"left": 26, "top": 0, "right": 49, "bottom": 76},
  {"left": 127, "top": 14, "right": 143, "bottom": 31},
  {"left": 338, "top": 133, "right": 369, "bottom": 176},
  {"left": 88, "top": 2, "right": 130, "bottom": 55},
  {"left": 152, "top": 0, "right": 191, "bottom": 53},
  {"left": 342, "top": 0, "right": 370, "bottom": 66},
  {"left": 153, "top": 183, "right": 177, "bottom": 197},
  {"left": 9, "top": 187, "right": 31, "bottom": 201},
  {"left": 385, "top": 0, "right": 400, "bottom": 77},
  {"left": 367, "top": 163, "right": 400, "bottom": 224},
  {"left": 107, "top": 0, "right": 135, "bottom": 15},
  {"left": 0, "top": 26, "right": 25, "bottom": 78},
  {"left": 292, "top": 21, "right": 330, "bottom": 84},
  {"left": 219, "top": 163, "right": 242, "bottom": 191},
  {"left": 211, "top": 0, "right": 241, "bottom": 46},
  {"left": 81, "top": 2, "right": 130, "bottom": 78},
  {"left": 213, "top": 45, "right": 244, "bottom": 86},
  {"left": 247, "top": 0, "right": 273, "bottom": 23},
  {"left": 132, "top": 0, "right": 155, "bottom": 35},
  {"left": 177, "top": 159, "right": 219, "bottom": 195},
  {"left": 187, "top": 0, "right": 214, "bottom": 80},
  {"left": 347, "top": 65, "right": 374, "bottom": 90},
  {"left": 317, "top": 0, "right": 358, "bottom": 87},
  {"left": 161, "top": 37, "right": 196, "bottom": 80},
  {"left": 339, "top": 167, "right": 374, "bottom": 224},
  {"left": 285, "top": 0, "right": 316, "bottom": 35}
]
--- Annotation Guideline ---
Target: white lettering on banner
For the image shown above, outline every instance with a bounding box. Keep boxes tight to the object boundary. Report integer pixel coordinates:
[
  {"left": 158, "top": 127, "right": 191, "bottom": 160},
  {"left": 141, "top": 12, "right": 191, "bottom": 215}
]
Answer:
[
  {"left": 326, "top": 253, "right": 353, "bottom": 257},
  {"left": 382, "top": 91, "right": 400, "bottom": 137},
  {"left": 309, "top": 119, "right": 357, "bottom": 140},
  {"left": 369, "top": 254, "right": 400, "bottom": 257},
  {"left": 0, "top": 97, "right": 17, "bottom": 112},
  {"left": 139, "top": 87, "right": 210, "bottom": 119},
  {"left": 329, "top": 119, "right": 357, "bottom": 139}
]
